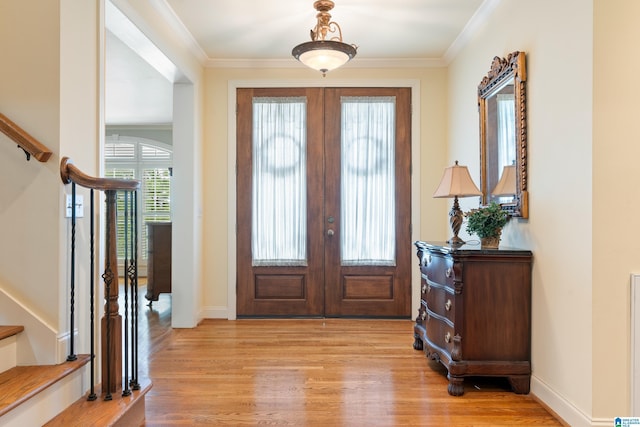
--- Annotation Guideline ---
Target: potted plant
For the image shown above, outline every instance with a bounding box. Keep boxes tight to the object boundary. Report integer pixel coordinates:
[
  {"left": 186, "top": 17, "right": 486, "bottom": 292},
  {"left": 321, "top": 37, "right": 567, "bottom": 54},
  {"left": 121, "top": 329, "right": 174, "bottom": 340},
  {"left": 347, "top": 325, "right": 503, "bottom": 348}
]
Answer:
[{"left": 465, "top": 202, "right": 509, "bottom": 248}]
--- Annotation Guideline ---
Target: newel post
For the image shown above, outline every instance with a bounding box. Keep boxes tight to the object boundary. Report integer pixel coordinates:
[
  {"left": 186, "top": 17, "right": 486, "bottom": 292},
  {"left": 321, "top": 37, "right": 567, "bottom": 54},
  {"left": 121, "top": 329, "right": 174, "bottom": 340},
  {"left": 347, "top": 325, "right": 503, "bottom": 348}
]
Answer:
[{"left": 102, "top": 189, "right": 122, "bottom": 396}]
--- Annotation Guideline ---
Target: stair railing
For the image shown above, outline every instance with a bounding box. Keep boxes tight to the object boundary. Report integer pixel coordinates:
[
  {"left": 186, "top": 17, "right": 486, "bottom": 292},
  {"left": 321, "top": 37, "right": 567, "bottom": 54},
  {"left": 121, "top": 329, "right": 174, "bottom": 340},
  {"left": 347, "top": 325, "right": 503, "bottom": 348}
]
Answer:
[
  {"left": 0, "top": 113, "right": 53, "bottom": 162},
  {"left": 60, "top": 156, "right": 141, "bottom": 400}
]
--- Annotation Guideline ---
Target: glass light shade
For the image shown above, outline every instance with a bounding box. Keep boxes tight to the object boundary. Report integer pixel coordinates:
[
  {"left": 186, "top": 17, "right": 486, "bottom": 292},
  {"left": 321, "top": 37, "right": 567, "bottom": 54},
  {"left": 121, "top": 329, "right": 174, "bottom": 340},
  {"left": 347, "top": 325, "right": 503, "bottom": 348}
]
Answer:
[
  {"left": 292, "top": 41, "right": 357, "bottom": 75},
  {"left": 492, "top": 165, "right": 517, "bottom": 196},
  {"left": 433, "top": 162, "right": 482, "bottom": 198}
]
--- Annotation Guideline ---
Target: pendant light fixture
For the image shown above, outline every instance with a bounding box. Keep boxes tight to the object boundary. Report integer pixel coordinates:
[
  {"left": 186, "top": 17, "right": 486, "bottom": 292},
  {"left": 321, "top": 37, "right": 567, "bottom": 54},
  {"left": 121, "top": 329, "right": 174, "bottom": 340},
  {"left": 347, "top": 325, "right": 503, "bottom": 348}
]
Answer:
[{"left": 292, "top": 0, "right": 357, "bottom": 76}]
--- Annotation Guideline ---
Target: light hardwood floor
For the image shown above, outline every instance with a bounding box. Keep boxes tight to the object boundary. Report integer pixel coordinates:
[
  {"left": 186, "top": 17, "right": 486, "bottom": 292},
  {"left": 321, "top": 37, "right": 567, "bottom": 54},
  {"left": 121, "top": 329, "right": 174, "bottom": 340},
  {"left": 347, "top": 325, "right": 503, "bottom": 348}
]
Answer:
[{"left": 139, "top": 292, "right": 564, "bottom": 426}]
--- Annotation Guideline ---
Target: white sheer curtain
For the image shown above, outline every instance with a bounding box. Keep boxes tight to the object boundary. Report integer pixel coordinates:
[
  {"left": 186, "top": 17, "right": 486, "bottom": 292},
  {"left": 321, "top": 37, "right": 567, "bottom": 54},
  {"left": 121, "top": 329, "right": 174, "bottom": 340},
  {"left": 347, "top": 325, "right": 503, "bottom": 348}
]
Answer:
[
  {"left": 497, "top": 94, "right": 516, "bottom": 171},
  {"left": 340, "top": 96, "right": 396, "bottom": 265},
  {"left": 251, "top": 97, "right": 307, "bottom": 266}
]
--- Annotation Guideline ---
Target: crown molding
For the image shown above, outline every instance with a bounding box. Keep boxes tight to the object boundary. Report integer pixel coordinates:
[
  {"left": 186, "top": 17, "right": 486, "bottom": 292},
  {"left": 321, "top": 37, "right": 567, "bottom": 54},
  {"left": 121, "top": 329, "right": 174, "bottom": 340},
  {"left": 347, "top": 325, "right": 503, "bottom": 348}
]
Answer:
[
  {"left": 146, "top": 0, "right": 501, "bottom": 70},
  {"left": 443, "top": 0, "right": 502, "bottom": 64},
  {"left": 205, "top": 57, "right": 446, "bottom": 69},
  {"left": 148, "top": 0, "right": 208, "bottom": 64}
]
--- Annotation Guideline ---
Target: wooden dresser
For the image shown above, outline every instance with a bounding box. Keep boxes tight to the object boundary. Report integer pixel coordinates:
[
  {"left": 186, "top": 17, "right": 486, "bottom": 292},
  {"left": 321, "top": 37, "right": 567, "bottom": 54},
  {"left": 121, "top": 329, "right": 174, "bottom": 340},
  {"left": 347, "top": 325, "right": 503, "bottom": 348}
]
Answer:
[
  {"left": 146, "top": 222, "right": 171, "bottom": 305},
  {"left": 413, "top": 240, "right": 533, "bottom": 396}
]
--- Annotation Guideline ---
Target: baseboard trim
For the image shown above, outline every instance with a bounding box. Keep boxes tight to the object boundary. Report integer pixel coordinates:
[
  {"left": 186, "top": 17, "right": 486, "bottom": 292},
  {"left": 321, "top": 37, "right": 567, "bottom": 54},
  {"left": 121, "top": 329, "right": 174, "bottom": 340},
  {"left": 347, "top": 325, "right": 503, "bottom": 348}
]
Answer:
[
  {"left": 200, "top": 306, "right": 228, "bottom": 319},
  {"left": 531, "top": 375, "right": 605, "bottom": 427}
]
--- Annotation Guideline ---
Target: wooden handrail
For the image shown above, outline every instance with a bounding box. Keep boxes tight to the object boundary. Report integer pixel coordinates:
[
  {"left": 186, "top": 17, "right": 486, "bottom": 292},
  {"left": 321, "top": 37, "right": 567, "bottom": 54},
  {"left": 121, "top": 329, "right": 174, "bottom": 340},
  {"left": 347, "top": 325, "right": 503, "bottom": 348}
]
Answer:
[
  {"left": 0, "top": 113, "right": 53, "bottom": 162},
  {"left": 60, "top": 157, "right": 140, "bottom": 191},
  {"left": 60, "top": 156, "right": 141, "bottom": 398}
]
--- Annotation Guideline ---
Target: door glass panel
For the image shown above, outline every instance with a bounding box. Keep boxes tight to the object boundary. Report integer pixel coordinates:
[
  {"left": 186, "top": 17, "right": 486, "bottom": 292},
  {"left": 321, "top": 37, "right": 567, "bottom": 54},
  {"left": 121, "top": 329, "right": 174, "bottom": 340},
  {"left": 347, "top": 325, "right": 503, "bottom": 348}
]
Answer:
[
  {"left": 251, "top": 97, "right": 307, "bottom": 266},
  {"left": 340, "top": 96, "right": 396, "bottom": 265}
]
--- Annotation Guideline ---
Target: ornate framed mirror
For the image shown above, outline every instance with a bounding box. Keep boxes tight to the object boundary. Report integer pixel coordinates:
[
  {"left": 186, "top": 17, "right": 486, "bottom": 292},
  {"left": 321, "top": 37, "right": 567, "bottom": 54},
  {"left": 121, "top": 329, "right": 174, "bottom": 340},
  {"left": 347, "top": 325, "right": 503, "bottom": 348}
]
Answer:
[{"left": 478, "top": 51, "right": 528, "bottom": 218}]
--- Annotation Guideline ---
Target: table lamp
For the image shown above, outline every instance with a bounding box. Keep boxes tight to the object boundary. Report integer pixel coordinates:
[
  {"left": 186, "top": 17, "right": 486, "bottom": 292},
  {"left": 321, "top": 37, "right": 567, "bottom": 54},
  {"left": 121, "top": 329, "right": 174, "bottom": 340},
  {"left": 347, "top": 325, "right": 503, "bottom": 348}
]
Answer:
[{"left": 433, "top": 160, "right": 482, "bottom": 246}]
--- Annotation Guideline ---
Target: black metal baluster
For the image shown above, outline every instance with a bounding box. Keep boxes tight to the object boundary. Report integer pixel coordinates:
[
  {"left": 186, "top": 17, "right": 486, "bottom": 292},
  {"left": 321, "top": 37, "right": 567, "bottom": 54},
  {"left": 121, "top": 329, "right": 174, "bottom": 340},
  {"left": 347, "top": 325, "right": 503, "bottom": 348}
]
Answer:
[
  {"left": 122, "top": 190, "right": 131, "bottom": 397},
  {"left": 87, "top": 189, "right": 97, "bottom": 401},
  {"left": 67, "top": 183, "right": 77, "bottom": 362},
  {"left": 131, "top": 190, "right": 140, "bottom": 390}
]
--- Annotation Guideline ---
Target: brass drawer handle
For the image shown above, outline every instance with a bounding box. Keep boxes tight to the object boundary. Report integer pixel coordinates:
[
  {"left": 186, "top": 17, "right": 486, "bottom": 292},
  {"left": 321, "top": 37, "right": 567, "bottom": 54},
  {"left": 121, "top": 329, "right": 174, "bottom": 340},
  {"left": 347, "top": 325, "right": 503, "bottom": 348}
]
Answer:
[
  {"left": 445, "top": 299, "right": 452, "bottom": 311},
  {"left": 445, "top": 332, "right": 451, "bottom": 343},
  {"left": 446, "top": 268, "right": 452, "bottom": 278}
]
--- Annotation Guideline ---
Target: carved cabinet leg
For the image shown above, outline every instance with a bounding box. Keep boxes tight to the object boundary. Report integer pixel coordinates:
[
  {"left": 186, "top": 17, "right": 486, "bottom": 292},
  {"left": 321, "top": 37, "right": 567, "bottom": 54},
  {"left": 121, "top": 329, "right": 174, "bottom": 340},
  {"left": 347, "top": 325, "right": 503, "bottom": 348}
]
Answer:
[
  {"left": 413, "top": 335, "right": 423, "bottom": 350},
  {"left": 447, "top": 373, "right": 464, "bottom": 396}
]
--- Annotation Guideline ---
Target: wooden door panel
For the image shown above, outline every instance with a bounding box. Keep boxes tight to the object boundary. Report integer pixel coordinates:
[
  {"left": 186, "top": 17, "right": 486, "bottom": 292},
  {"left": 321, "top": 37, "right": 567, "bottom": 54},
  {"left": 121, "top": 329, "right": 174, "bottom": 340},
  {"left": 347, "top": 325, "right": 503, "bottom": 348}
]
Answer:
[
  {"left": 236, "top": 88, "right": 325, "bottom": 317},
  {"left": 342, "top": 275, "right": 394, "bottom": 299},
  {"left": 323, "top": 88, "right": 412, "bottom": 318}
]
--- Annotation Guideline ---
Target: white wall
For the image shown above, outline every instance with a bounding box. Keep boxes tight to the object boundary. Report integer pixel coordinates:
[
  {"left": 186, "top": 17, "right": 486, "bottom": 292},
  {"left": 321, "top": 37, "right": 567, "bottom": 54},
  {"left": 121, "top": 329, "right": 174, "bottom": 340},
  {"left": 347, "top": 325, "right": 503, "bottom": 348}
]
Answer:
[
  {"left": 593, "top": 0, "right": 640, "bottom": 421},
  {"left": 447, "top": 0, "right": 629, "bottom": 425}
]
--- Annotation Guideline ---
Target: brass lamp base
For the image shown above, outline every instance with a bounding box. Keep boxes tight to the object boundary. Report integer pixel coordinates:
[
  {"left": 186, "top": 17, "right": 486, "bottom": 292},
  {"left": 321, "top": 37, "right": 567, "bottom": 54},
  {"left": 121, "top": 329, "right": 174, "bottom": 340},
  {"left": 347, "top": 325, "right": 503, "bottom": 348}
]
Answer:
[
  {"left": 446, "top": 196, "right": 465, "bottom": 246},
  {"left": 447, "top": 235, "right": 466, "bottom": 246}
]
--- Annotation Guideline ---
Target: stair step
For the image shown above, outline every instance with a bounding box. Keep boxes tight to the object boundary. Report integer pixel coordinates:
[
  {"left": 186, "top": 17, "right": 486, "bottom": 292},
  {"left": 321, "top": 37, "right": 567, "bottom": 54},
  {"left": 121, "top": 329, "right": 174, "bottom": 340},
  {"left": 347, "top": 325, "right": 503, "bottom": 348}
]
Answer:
[
  {"left": 0, "top": 326, "right": 24, "bottom": 373},
  {"left": 45, "top": 377, "right": 152, "bottom": 427},
  {"left": 0, "top": 326, "right": 24, "bottom": 341},
  {"left": 0, "top": 354, "right": 90, "bottom": 417}
]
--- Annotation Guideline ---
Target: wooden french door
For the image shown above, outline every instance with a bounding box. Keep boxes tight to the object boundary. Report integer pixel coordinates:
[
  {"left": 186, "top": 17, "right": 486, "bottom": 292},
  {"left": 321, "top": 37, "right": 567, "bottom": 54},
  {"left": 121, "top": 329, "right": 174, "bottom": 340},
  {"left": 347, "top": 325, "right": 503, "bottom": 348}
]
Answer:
[{"left": 236, "top": 87, "right": 411, "bottom": 317}]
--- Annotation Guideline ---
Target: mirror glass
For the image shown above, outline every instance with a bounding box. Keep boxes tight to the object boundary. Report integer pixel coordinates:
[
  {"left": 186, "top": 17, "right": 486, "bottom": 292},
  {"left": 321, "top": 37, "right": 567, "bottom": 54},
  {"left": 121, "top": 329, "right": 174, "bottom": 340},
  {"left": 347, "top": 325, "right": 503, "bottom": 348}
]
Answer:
[{"left": 478, "top": 51, "right": 528, "bottom": 218}]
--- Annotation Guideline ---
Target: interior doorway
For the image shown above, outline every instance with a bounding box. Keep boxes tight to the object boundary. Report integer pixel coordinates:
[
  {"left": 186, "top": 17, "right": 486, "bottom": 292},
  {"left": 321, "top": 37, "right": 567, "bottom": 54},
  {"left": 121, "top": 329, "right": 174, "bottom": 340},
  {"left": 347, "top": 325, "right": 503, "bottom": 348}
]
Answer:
[
  {"left": 105, "top": 0, "right": 200, "bottom": 328},
  {"left": 236, "top": 87, "right": 412, "bottom": 318}
]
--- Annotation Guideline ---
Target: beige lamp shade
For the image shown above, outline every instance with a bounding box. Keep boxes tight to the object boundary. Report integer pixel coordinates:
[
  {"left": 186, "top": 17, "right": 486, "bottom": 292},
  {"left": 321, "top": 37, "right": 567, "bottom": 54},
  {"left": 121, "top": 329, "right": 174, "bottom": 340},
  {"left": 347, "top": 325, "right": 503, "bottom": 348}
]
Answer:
[
  {"left": 492, "top": 165, "right": 517, "bottom": 196},
  {"left": 433, "top": 161, "right": 482, "bottom": 198}
]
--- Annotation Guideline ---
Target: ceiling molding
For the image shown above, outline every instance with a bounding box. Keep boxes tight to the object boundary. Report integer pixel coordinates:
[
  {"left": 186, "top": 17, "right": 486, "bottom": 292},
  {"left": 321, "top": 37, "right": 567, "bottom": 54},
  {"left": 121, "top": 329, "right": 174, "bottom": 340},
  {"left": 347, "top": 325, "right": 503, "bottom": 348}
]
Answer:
[
  {"left": 205, "top": 57, "right": 446, "bottom": 69},
  {"left": 148, "top": 0, "right": 208, "bottom": 64},
  {"left": 443, "top": 0, "right": 502, "bottom": 64},
  {"left": 118, "top": 0, "right": 495, "bottom": 71}
]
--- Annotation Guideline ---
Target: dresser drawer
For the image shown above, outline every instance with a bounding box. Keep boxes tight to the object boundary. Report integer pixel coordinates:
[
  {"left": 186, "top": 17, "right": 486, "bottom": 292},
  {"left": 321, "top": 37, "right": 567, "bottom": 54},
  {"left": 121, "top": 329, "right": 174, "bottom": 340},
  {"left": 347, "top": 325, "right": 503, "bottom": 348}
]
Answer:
[
  {"left": 425, "top": 281, "right": 455, "bottom": 323},
  {"left": 425, "top": 306, "right": 455, "bottom": 356},
  {"left": 424, "top": 252, "right": 455, "bottom": 288}
]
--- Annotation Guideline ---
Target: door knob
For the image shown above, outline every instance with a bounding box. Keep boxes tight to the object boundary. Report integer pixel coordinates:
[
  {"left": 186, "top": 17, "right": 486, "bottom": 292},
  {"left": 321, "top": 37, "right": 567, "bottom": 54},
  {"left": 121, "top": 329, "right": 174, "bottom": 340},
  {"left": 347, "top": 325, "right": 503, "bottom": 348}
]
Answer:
[{"left": 327, "top": 229, "right": 335, "bottom": 236}]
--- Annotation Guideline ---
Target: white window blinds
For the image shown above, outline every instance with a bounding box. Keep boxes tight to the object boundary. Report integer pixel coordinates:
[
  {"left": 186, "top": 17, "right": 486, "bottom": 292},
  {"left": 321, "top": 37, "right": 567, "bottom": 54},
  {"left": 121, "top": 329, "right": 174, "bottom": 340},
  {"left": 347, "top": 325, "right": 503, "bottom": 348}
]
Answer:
[{"left": 105, "top": 138, "right": 172, "bottom": 260}]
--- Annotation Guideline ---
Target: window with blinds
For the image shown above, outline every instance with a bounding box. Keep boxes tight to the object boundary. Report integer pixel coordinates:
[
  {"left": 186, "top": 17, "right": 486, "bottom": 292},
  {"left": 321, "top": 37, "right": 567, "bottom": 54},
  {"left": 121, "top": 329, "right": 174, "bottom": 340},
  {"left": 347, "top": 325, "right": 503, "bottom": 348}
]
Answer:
[{"left": 105, "top": 136, "right": 172, "bottom": 263}]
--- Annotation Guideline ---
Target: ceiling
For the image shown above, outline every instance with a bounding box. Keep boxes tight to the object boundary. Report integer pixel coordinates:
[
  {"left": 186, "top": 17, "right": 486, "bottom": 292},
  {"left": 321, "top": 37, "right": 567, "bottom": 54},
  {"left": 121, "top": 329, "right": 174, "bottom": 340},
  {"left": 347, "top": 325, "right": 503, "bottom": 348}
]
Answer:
[{"left": 105, "top": 0, "right": 490, "bottom": 126}]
